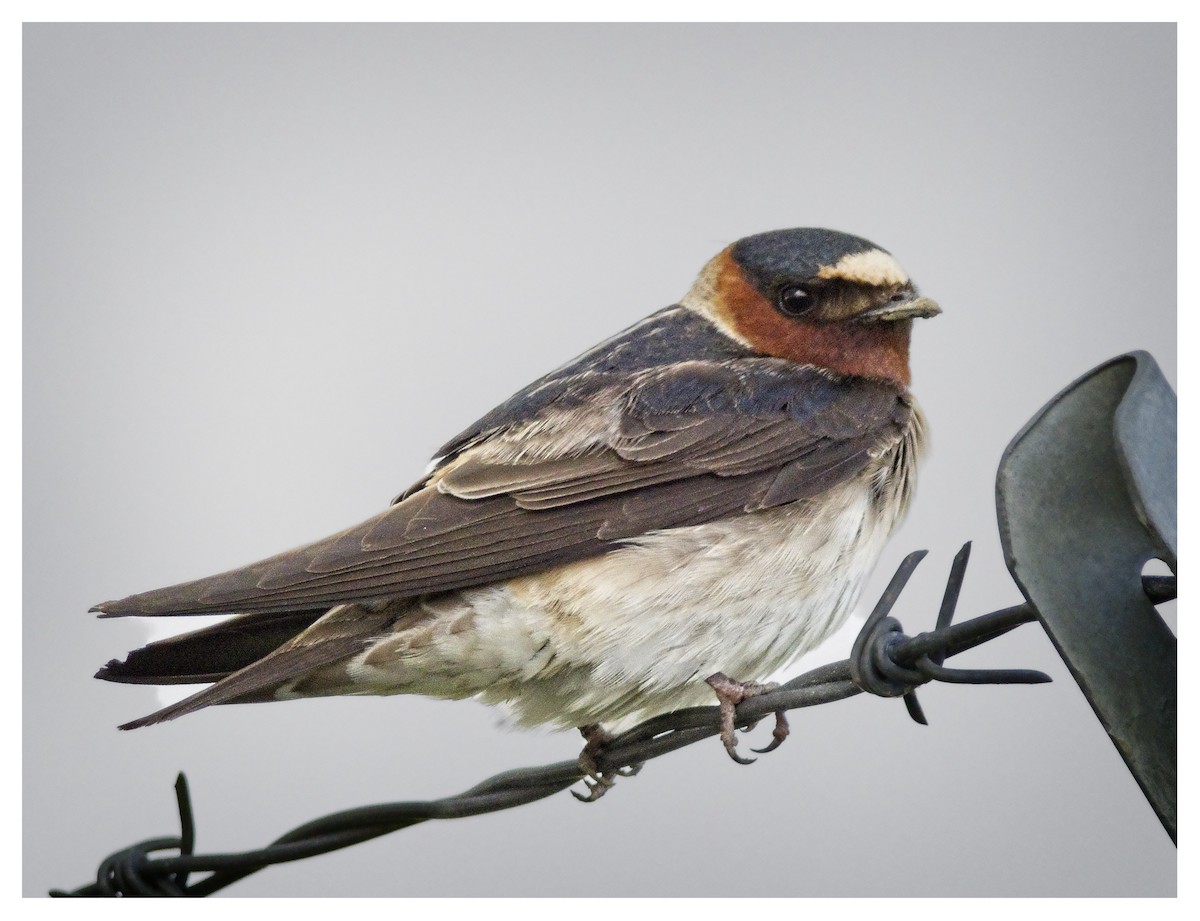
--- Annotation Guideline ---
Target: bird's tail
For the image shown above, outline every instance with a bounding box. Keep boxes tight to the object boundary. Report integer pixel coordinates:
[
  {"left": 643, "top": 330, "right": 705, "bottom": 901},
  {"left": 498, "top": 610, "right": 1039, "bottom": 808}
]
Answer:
[
  {"left": 96, "top": 602, "right": 402, "bottom": 730},
  {"left": 96, "top": 608, "right": 328, "bottom": 730},
  {"left": 95, "top": 608, "right": 327, "bottom": 686}
]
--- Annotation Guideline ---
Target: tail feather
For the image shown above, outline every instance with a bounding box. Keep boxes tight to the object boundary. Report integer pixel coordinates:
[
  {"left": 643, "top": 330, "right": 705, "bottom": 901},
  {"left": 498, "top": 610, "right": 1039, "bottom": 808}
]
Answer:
[
  {"left": 101, "top": 602, "right": 401, "bottom": 730},
  {"left": 96, "top": 609, "right": 328, "bottom": 686}
]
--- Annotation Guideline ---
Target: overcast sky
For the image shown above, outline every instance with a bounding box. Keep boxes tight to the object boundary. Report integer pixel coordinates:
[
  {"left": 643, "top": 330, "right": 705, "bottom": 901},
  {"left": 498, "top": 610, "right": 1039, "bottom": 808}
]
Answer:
[{"left": 25, "top": 22, "right": 1176, "bottom": 896}]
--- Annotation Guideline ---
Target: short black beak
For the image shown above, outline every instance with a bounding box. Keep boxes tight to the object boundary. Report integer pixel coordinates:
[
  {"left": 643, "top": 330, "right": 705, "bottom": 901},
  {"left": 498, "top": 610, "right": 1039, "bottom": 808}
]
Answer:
[{"left": 857, "top": 295, "right": 942, "bottom": 323}]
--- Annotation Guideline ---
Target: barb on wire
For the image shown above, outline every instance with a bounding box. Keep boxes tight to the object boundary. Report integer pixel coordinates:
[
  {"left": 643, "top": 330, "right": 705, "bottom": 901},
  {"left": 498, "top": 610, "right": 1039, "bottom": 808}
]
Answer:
[{"left": 52, "top": 542, "right": 1177, "bottom": 898}]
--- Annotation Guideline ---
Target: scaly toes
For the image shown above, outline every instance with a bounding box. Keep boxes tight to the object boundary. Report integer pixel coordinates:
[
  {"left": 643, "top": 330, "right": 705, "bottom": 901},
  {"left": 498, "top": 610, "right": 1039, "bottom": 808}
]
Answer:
[
  {"left": 706, "top": 672, "right": 789, "bottom": 763},
  {"left": 750, "top": 710, "right": 790, "bottom": 754},
  {"left": 574, "top": 724, "right": 638, "bottom": 801},
  {"left": 571, "top": 774, "right": 616, "bottom": 803},
  {"left": 576, "top": 723, "right": 611, "bottom": 781}
]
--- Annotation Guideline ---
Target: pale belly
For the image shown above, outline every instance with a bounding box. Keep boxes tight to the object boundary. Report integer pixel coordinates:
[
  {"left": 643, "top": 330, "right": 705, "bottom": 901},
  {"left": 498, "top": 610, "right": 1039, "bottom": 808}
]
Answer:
[{"left": 332, "top": 470, "right": 904, "bottom": 731}]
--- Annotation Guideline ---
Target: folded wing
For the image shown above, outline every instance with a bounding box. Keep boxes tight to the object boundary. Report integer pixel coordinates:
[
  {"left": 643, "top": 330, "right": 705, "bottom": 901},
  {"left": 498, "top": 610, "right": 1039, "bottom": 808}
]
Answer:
[{"left": 94, "top": 359, "right": 911, "bottom": 619}]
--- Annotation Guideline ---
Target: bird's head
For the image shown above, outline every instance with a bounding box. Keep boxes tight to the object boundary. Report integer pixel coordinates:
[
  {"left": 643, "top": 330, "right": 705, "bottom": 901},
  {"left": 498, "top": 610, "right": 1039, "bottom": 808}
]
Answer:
[{"left": 681, "top": 228, "right": 940, "bottom": 388}]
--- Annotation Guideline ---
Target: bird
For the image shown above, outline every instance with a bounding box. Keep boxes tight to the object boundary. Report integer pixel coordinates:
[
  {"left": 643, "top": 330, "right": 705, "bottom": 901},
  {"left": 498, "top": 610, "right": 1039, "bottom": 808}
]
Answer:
[{"left": 94, "top": 227, "right": 940, "bottom": 795}]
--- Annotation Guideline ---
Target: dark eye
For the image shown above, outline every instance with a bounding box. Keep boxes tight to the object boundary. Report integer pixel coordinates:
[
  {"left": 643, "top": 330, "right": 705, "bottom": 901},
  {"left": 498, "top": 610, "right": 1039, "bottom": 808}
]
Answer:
[{"left": 777, "top": 284, "right": 814, "bottom": 317}]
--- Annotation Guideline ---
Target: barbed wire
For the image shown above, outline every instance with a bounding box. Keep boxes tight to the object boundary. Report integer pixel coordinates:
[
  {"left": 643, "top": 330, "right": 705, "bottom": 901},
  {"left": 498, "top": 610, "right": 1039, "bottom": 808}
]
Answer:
[{"left": 51, "top": 542, "right": 1177, "bottom": 897}]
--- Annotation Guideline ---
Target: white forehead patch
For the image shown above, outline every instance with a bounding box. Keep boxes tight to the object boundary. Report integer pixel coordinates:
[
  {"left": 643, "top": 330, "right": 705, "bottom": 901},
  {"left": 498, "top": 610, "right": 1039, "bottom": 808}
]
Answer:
[{"left": 816, "top": 249, "right": 909, "bottom": 286}]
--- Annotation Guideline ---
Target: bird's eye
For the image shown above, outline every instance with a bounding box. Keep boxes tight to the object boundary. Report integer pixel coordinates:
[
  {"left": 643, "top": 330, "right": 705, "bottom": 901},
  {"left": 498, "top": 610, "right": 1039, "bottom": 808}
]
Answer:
[{"left": 777, "top": 284, "right": 814, "bottom": 317}]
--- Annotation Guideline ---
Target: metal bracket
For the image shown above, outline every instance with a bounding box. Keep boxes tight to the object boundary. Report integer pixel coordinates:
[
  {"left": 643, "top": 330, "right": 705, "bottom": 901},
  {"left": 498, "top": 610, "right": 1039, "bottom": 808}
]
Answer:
[{"left": 996, "top": 351, "right": 1177, "bottom": 842}]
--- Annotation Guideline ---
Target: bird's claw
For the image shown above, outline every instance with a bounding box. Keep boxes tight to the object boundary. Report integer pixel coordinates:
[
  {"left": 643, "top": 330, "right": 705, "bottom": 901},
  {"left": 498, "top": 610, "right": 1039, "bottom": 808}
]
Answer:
[
  {"left": 725, "top": 744, "right": 757, "bottom": 765},
  {"left": 706, "top": 672, "right": 787, "bottom": 764},
  {"left": 572, "top": 774, "right": 616, "bottom": 803},
  {"left": 573, "top": 724, "right": 635, "bottom": 801},
  {"left": 750, "top": 710, "right": 790, "bottom": 754}
]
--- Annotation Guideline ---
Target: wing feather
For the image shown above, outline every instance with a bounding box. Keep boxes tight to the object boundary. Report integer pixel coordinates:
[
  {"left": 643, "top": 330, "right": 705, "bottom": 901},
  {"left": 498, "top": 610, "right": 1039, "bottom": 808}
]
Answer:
[{"left": 94, "top": 359, "right": 910, "bottom": 619}]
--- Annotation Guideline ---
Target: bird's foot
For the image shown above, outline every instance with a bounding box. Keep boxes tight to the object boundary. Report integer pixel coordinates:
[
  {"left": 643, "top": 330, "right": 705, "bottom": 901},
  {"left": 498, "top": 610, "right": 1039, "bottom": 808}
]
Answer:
[
  {"left": 705, "top": 672, "right": 789, "bottom": 764},
  {"left": 572, "top": 773, "right": 616, "bottom": 803},
  {"left": 572, "top": 724, "right": 625, "bottom": 802}
]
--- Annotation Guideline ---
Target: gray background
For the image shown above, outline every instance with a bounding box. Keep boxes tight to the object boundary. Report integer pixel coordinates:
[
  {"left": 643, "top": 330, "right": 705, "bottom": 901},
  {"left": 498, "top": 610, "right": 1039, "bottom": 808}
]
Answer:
[{"left": 24, "top": 23, "right": 1176, "bottom": 897}]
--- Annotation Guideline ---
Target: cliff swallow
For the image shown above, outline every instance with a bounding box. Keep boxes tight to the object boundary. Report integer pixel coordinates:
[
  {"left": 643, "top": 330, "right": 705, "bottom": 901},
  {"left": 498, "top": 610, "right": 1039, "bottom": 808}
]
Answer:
[{"left": 95, "top": 227, "right": 939, "bottom": 791}]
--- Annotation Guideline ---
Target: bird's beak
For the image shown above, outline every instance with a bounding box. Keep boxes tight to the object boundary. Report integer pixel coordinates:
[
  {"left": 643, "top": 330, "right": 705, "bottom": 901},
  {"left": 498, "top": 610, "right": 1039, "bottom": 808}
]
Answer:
[{"left": 857, "top": 295, "right": 942, "bottom": 323}]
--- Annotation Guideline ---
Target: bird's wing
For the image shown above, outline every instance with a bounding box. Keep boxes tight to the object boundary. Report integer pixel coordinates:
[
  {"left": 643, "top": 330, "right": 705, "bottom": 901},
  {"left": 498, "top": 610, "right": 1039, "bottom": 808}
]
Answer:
[{"left": 94, "top": 359, "right": 911, "bottom": 619}]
